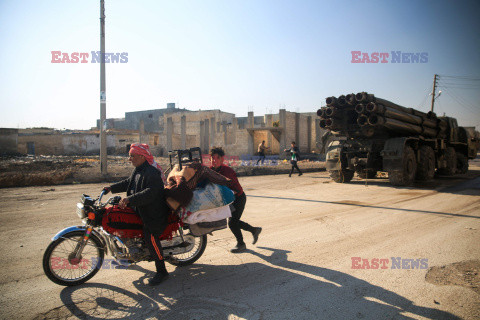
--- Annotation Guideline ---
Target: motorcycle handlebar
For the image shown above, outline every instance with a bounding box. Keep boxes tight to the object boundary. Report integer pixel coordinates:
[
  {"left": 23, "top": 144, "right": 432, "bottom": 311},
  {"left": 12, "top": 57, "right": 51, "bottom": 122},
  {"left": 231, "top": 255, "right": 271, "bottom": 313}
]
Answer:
[
  {"left": 98, "top": 190, "right": 106, "bottom": 204},
  {"left": 96, "top": 190, "right": 121, "bottom": 207}
]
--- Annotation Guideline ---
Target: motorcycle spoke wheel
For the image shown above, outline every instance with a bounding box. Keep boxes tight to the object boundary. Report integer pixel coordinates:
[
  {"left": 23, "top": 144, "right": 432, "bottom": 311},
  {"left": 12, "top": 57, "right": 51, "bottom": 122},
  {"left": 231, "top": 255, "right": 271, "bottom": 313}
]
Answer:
[
  {"left": 167, "top": 234, "right": 207, "bottom": 267},
  {"left": 43, "top": 231, "right": 104, "bottom": 286}
]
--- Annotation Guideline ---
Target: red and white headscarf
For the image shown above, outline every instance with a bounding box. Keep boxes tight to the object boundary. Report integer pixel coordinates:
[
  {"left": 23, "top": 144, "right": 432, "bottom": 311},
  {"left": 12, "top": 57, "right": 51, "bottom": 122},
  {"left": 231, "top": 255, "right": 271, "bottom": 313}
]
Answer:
[{"left": 129, "top": 143, "right": 166, "bottom": 185}]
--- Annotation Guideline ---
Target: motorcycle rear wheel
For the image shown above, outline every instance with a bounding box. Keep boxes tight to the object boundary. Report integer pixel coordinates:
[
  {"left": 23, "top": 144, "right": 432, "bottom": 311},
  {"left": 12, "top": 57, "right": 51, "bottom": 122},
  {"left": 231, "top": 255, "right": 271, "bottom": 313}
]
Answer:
[
  {"left": 166, "top": 234, "right": 207, "bottom": 267},
  {"left": 43, "top": 231, "right": 104, "bottom": 286}
]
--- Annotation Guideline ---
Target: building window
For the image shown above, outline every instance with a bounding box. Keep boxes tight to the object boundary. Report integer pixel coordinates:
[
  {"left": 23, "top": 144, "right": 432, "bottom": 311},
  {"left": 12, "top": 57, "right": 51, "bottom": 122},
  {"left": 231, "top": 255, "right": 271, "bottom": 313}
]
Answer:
[{"left": 148, "top": 114, "right": 153, "bottom": 118}]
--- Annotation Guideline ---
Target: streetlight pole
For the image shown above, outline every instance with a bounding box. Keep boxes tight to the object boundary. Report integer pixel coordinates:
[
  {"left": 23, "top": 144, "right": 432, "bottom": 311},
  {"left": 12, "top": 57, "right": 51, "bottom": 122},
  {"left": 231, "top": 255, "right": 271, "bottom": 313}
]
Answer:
[{"left": 100, "top": 0, "right": 107, "bottom": 175}]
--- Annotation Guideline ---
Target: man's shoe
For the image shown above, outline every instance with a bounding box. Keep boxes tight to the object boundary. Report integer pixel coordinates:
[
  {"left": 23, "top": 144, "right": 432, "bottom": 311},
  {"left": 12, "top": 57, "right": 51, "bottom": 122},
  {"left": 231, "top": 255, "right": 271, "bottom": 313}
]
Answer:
[
  {"left": 299, "top": 173, "right": 303, "bottom": 176},
  {"left": 289, "top": 174, "right": 292, "bottom": 177},
  {"left": 251, "top": 227, "right": 262, "bottom": 245},
  {"left": 230, "top": 243, "right": 246, "bottom": 253},
  {"left": 148, "top": 272, "right": 169, "bottom": 286}
]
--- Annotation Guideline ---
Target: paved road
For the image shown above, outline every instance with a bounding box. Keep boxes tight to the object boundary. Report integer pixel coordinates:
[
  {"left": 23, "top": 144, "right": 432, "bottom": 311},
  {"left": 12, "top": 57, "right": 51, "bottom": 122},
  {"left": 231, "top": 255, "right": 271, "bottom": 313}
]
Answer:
[{"left": 0, "top": 165, "right": 479, "bottom": 319}]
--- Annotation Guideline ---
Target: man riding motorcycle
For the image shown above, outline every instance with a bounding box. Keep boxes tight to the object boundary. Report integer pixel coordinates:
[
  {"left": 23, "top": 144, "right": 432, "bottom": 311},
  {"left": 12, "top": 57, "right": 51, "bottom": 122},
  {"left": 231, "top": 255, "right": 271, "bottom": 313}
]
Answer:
[{"left": 103, "top": 143, "right": 169, "bottom": 286}]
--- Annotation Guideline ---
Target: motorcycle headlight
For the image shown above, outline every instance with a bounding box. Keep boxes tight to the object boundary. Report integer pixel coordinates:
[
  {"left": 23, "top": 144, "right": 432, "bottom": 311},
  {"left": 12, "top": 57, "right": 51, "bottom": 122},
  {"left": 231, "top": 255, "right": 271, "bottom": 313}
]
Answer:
[{"left": 76, "top": 203, "right": 86, "bottom": 219}]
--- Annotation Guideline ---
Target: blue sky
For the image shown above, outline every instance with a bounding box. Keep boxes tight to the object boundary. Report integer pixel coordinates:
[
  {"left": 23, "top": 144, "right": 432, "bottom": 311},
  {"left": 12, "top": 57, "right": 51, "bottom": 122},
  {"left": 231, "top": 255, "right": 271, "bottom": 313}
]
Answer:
[{"left": 1, "top": 0, "right": 479, "bottom": 129}]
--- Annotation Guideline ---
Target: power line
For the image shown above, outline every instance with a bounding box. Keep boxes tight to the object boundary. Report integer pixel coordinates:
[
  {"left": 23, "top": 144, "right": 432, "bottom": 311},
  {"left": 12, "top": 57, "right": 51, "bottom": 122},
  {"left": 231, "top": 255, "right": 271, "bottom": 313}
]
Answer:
[
  {"left": 442, "top": 89, "right": 479, "bottom": 116},
  {"left": 438, "top": 74, "right": 480, "bottom": 81},
  {"left": 416, "top": 87, "right": 432, "bottom": 110}
]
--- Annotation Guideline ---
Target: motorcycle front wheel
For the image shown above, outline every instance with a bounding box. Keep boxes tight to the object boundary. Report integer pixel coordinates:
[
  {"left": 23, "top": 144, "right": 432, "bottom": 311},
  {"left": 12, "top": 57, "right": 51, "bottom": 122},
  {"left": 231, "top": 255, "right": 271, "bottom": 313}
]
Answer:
[
  {"left": 43, "top": 231, "right": 104, "bottom": 286},
  {"left": 167, "top": 234, "right": 207, "bottom": 267}
]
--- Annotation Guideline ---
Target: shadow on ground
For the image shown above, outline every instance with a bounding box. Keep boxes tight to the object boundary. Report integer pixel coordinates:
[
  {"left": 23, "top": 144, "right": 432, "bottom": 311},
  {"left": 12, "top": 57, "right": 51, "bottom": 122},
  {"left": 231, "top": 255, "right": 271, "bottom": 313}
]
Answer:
[{"left": 43, "top": 247, "right": 460, "bottom": 319}]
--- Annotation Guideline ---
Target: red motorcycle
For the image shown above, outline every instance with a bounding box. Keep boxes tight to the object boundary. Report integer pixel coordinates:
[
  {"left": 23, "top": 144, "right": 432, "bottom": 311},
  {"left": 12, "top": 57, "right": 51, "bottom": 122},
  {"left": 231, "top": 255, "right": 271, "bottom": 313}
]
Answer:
[
  {"left": 43, "top": 148, "right": 216, "bottom": 286},
  {"left": 42, "top": 190, "right": 207, "bottom": 286}
]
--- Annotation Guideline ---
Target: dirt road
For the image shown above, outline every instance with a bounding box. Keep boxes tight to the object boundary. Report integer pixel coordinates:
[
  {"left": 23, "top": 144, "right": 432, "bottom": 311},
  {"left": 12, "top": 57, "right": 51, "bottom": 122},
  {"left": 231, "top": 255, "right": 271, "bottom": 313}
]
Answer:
[{"left": 0, "top": 163, "right": 479, "bottom": 319}]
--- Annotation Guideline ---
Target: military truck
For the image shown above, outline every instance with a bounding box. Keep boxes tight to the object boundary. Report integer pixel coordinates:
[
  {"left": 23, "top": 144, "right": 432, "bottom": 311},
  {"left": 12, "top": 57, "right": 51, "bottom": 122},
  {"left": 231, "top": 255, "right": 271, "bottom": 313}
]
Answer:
[{"left": 317, "top": 92, "right": 478, "bottom": 186}]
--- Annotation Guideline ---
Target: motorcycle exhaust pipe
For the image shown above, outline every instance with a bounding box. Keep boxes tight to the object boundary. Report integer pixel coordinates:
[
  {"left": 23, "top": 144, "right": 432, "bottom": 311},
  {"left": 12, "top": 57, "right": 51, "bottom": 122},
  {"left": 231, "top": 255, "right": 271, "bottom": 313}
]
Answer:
[{"left": 357, "top": 115, "right": 369, "bottom": 126}]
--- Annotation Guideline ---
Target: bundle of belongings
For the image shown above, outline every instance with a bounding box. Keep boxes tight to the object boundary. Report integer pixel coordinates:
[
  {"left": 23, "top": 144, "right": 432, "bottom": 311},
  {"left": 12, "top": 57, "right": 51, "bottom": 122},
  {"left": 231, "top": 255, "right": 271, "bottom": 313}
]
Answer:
[{"left": 165, "top": 162, "right": 237, "bottom": 236}]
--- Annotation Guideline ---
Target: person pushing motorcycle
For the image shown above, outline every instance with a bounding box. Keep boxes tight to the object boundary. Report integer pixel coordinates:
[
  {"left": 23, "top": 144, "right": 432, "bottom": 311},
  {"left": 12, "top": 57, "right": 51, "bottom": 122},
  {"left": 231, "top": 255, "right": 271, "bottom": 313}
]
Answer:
[
  {"left": 103, "top": 143, "right": 170, "bottom": 286},
  {"left": 210, "top": 147, "right": 262, "bottom": 253}
]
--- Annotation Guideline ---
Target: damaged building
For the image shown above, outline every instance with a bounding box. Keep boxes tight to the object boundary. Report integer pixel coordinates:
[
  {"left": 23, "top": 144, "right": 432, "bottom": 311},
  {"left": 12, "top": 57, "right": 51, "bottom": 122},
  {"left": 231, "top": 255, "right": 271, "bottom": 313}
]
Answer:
[{"left": 1, "top": 104, "right": 328, "bottom": 157}]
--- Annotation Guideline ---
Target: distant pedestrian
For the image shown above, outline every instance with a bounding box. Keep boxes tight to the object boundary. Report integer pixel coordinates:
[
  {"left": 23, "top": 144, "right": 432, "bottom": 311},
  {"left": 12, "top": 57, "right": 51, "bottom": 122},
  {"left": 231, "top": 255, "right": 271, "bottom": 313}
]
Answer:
[
  {"left": 256, "top": 141, "right": 270, "bottom": 165},
  {"left": 284, "top": 141, "right": 303, "bottom": 177},
  {"left": 210, "top": 147, "right": 262, "bottom": 253}
]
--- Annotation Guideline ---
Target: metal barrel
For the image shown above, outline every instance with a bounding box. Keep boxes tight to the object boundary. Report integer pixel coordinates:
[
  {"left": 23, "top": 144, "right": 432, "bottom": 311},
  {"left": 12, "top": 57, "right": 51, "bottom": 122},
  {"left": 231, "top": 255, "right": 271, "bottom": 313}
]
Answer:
[
  {"left": 317, "top": 108, "right": 325, "bottom": 118},
  {"left": 355, "top": 92, "right": 375, "bottom": 103},
  {"left": 346, "top": 93, "right": 357, "bottom": 105},
  {"left": 365, "top": 102, "right": 385, "bottom": 113},
  {"left": 422, "top": 118, "right": 437, "bottom": 129},
  {"left": 375, "top": 97, "right": 429, "bottom": 119},
  {"left": 384, "top": 106, "right": 423, "bottom": 125},
  {"left": 355, "top": 104, "right": 365, "bottom": 114},
  {"left": 319, "top": 119, "right": 328, "bottom": 128},
  {"left": 357, "top": 115, "right": 369, "bottom": 126},
  {"left": 369, "top": 115, "right": 423, "bottom": 135},
  {"left": 326, "top": 96, "right": 337, "bottom": 106},
  {"left": 421, "top": 126, "right": 437, "bottom": 138},
  {"left": 325, "top": 107, "right": 339, "bottom": 117},
  {"left": 337, "top": 95, "right": 347, "bottom": 107}
]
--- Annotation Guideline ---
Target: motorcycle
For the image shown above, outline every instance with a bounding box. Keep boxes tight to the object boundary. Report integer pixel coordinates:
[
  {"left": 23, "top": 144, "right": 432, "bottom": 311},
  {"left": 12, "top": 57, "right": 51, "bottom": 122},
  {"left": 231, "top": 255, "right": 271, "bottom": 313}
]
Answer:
[{"left": 42, "top": 190, "right": 207, "bottom": 286}]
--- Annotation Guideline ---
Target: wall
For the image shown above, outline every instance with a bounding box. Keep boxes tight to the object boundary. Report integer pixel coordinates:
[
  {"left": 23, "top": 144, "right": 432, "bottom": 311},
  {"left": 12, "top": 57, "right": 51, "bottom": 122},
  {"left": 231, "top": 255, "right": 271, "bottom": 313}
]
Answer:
[
  {"left": 0, "top": 129, "right": 18, "bottom": 155},
  {"left": 3, "top": 108, "right": 325, "bottom": 157}
]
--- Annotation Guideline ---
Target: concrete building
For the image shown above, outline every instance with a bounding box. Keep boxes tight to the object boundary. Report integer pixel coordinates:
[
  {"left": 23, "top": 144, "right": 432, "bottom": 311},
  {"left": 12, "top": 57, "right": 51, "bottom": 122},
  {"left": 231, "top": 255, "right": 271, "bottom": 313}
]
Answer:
[
  {"left": 96, "top": 103, "right": 189, "bottom": 132},
  {"left": 1, "top": 106, "right": 328, "bottom": 158},
  {"left": 158, "top": 109, "right": 325, "bottom": 157},
  {"left": 0, "top": 128, "right": 19, "bottom": 155}
]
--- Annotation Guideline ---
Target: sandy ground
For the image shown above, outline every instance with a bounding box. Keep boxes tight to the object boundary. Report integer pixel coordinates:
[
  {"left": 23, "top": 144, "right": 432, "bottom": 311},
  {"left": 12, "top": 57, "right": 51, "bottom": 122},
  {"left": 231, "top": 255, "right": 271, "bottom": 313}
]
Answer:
[
  {"left": 0, "top": 156, "right": 324, "bottom": 187},
  {"left": 0, "top": 161, "right": 479, "bottom": 319}
]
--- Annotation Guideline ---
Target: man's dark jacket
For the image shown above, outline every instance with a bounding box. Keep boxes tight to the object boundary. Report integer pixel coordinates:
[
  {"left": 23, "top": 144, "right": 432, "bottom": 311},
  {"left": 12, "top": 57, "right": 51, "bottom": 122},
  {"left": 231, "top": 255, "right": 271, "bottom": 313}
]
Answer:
[{"left": 110, "top": 161, "right": 169, "bottom": 236}]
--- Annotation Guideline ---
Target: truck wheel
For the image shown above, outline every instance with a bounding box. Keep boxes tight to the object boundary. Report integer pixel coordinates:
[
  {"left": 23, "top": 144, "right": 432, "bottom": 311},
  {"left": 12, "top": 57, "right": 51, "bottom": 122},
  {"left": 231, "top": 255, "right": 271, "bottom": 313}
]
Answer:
[
  {"left": 456, "top": 153, "right": 468, "bottom": 174},
  {"left": 438, "top": 147, "right": 457, "bottom": 176},
  {"left": 329, "top": 170, "right": 354, "bottom": 183},
  {"left": 388, "top": 146, "right": 417, "bottom": 186},
  {"left": 357, "top": 171, "right": 376, "bottom": 179},
  {"left": 416, "top": 146, "right": 435, "bottom": 181}
]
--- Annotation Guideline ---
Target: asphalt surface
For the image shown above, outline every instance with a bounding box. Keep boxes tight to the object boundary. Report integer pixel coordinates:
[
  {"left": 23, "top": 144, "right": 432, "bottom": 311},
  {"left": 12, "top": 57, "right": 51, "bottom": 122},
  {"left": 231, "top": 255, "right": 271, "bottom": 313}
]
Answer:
[{"left": 0, "top": 163, "right": 479, "bottom": 319}]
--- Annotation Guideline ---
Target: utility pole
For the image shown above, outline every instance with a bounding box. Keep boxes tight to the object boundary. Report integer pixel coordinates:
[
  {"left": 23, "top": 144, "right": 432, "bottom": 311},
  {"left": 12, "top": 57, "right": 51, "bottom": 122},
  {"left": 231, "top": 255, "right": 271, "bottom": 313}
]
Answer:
[
  {"left": 100, "top": 0, "right": 107, "bottom": 175},
  {"left": 430, "top": 74, "right": 438, "bottom": 113}
]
